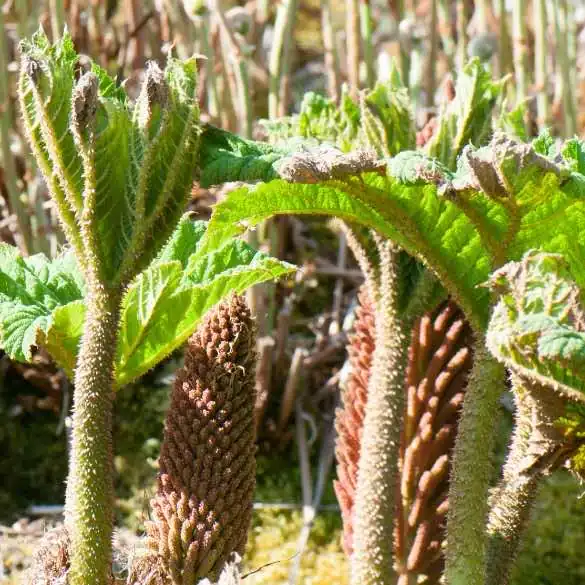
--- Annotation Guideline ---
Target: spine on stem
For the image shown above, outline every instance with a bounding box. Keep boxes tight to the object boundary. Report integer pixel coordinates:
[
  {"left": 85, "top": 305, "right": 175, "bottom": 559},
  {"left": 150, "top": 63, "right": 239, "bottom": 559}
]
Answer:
[
  {"left": 444, "top": 344, "right": 504, "bottom": 585},
  {"left": 350, "top": 241, "right": 408, "bottom": 585},
  {"left": 65, "top": 287, "right": 121, "bottom": 585}
]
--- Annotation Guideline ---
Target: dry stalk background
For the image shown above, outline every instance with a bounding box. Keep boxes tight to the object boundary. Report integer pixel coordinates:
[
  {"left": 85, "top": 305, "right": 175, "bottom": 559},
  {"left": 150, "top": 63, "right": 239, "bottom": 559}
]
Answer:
[{"left": 2, "top": 1, "right": 585, "bottom": 583}]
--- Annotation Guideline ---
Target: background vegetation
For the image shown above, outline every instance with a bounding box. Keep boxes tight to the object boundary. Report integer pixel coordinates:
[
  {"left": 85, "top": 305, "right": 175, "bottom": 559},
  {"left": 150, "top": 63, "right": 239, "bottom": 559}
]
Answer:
[{"left": 1, "top": 0, "right": 585, "bottom": 583}]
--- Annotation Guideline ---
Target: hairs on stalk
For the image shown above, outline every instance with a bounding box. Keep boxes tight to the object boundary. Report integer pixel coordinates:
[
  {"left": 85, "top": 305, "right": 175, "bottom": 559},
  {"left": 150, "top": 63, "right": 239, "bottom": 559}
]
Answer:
[{"left": 349, "top": 239, "right": 409, "bottom": 585}]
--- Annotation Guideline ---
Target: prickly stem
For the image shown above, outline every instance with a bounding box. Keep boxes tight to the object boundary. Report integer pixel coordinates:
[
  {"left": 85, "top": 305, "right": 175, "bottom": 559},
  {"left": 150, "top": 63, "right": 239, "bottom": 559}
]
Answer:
[
  {"left": 444, "top": 343, "right": 505, "bottom": 585},
  {"left": 64, "top": 286, "right": 121, "bottom": 585},
  {"left": 350, "top": 241, "right": 409, "bottom": 585}
]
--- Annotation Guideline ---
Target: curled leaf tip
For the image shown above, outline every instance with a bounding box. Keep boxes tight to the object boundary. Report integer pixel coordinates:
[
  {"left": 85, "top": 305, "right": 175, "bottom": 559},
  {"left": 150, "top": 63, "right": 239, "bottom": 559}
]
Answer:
[
  {"left": 21, "top": 55, "right": 42, "bottom": 84},
  {"left": 144, "top": 61, "right": 168, "bottom": 107},
  {"left": 72, "top": 71, "right": 99, "bottom": 133}
]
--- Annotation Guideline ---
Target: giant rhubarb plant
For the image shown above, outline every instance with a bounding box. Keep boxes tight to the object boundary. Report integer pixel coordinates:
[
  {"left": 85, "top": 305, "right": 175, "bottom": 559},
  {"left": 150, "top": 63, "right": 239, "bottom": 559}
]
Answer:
[
  {"left": 1, "top": 32, "right": 292, "bottom": 585},
  {"left": 196, "top": 58, "right": 585, "bottom": 584}
]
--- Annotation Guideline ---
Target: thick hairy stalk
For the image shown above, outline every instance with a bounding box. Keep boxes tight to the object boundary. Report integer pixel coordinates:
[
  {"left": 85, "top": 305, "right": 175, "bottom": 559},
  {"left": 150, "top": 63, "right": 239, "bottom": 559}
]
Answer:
[
  {"left": 335, "top": 287, "right": 376, "bottom": 555},
  {"left": 485, "top": 377, "right": 571, "bottom": 585},
  {"left": 65, "top": 287, "right": 121, "bottom": 585},
  {"left": 143, "top": 296, "right": 256, "bottom": 583},
  {"left": 444, "top": 344, "right": 504, "bottom": 585},
  {"left": 350, "top": 242, "right": 408, "bottom": 585},
  {"left": 396, "top": 302, "right": 472, "bottom": 585}
]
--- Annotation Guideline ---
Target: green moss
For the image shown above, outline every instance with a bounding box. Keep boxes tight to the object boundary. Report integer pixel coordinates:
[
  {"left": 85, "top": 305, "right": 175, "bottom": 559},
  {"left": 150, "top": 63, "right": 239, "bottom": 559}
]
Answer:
[
  {"left": 512, "top": 472, "right": 585, "bottom": 585},
  {"left": 244, "top": 509, "right": 348, "bottom": 585}
]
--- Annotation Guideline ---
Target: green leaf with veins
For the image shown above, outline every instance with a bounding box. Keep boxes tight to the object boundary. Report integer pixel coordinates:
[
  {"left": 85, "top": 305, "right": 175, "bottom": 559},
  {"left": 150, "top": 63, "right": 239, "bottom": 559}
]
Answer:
[
  {"left": 27, "top": 219, "right": 294, "bottom": 386},
  {"left": 199, "top": 133, "right": 585, "bottom": 330},
  {"left": 199, "top": 124, "right": 285, "bottom": 187},
  {"left": 155, "top": 215, "right": 208, "bottom": 267},
  {"left": 0, "top": 245, "right": 84, "bottom": 361},
  {"left": 114, "top": 249, "right": 293, "bottom": 387},
  {"left": 38, "top": 300, "right": 86, "bottom": 378},
  {"left": 486, "top": 250, "right": 585, "bottom": 401}
]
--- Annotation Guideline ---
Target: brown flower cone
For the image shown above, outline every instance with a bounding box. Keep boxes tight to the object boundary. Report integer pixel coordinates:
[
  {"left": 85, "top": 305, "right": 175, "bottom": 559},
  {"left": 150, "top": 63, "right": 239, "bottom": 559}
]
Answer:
[
  {"left": 395, "top": 301, "right": 473, "bottom": 585},
  {"left": 145, "top": 295, "right": 256, "bottom": 584},
  {"left": 334, "top": 287, "right": 376, "bottom": 556}
]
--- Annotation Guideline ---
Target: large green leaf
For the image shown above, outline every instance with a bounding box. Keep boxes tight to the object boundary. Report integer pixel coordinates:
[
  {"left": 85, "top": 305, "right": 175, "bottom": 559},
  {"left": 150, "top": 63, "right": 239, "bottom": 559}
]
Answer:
[
  {"left": 199, "top": 134, "right": 585, "bottom": 330},
  {"left": 115, "top": 246, "right": 294, "bottom": 386},
  {"left": 0, "top": 245, "right": 84, "bottom": 361},
  {"left": 28, "top": 219, "right": 295, "bottom": 386},
  {"left": 486, "top": 250, "right": 585, "bottom": 402},
  {"left": 199, "top": 124, "right": 282, "bottom": 187}
]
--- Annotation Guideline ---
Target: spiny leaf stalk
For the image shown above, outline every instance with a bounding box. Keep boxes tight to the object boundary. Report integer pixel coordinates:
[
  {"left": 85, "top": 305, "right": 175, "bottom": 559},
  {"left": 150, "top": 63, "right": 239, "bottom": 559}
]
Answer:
[
  {"left": 65, "top": 288, "right": 121, "bottom": 585},
  {"left": 350, "top": 242, "right": 408, "bottom": 585},
  {"left": 444, "top": 342, "right": 504, "bottom": 585}
]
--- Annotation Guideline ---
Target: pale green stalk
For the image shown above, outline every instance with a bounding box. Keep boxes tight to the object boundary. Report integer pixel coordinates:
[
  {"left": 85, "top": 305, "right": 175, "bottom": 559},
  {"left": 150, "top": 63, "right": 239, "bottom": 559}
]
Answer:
[
  {"left": 49, "top": 0, "right": 66, "bottom": 40},
  {"left": 346, "top": 0, "right": 360, "bottom": 99},
  {"left": 268, "top": 0, "right": 298, "bottom": 119},
  {"left": 476, "top": 0, "right": 490, "bottom": 34},
  {"left": 198, "top": 14, "right": 220, "bottom": 122},
  {"left": 534, "top": 0, "right": 550, "bottom": 127},
  {"left": 321, "top": 0, "right": 340, "bottom": 101},
  {"left": 498, "top": 0, "right": 512, "bottom": 77},
  {"left": 456, "top": 0, "right": 468, "bottom": 70},
  {"left": 360, "top": 0, "right": 375, "bottom": 89},
  {"left": 427, "top": 0, "right": 438, "bottom": 106},
  {"left": 0, "top": 9, "right": 32, "bottom": 254},
  {"left": 212, "top": 0, "right": 253, "bottom": 137},
  {"left": 438, "top": 0, "right": 455, "bottom": 68},
  {"left": 444, "top": 344, "right": 505, "bottom": 585},
  {"left": 511, "top": 0, "right": 528, "bottom": 105},
  {"left": 278, "top": 8, "right": 295, "bottom": 117},
  {"left": 559, "top": 0, "right": 576, "bottom": 136},
  {"left": 257, "top": 0, "right": 270, "bottom": 24}
]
